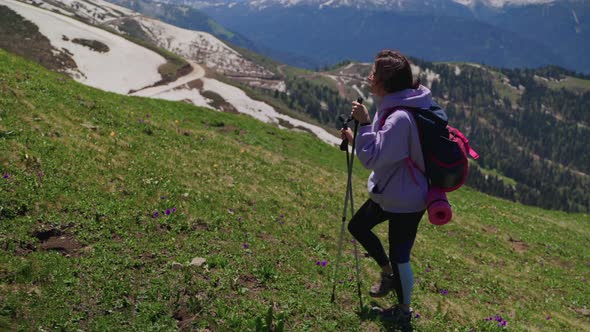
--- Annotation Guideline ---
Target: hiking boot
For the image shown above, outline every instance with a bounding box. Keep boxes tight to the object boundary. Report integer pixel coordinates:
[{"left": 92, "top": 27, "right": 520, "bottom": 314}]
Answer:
[
  {"left": 380, "top": 305, "right": 413, "bottom": 323},
  {"left": 369, "top": 272, "right": 395, "bottom": 297}
]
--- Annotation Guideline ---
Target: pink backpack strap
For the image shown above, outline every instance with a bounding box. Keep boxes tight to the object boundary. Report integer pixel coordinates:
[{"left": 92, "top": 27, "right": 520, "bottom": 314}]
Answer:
[
  {"left": 405, "top": 157, "right": 421, "bottom": 186},
  {"left": 448, "top": 126, "right": 479, "bottom": 159}
]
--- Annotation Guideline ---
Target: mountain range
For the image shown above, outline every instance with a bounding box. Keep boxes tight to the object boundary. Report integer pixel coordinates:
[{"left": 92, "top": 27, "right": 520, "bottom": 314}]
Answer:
[{"left": 174, "top": 0, "right": 589, "bottom": 73}]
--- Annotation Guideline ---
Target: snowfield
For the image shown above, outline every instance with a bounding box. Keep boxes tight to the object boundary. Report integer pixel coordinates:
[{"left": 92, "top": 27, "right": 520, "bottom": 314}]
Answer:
[
  {"left": 132, "top": 62, "right": 341, "bottom": 146},
  {"left": 109, "top": 16, "right": 275, "bottom": 80},
  {"left": 22, "top": 0, "right": 134, "bottom": 23},
  {"left": 3, "top": 0, "right": 166, "bottom": 94},
  {"left": 202, "top": 78, "right": 342, "bottom": 146}
]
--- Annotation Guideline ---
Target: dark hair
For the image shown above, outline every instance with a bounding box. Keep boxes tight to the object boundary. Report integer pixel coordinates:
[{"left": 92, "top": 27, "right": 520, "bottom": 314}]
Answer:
[{"left": 373, "top": 49, "right": 420, "bottom": 93}]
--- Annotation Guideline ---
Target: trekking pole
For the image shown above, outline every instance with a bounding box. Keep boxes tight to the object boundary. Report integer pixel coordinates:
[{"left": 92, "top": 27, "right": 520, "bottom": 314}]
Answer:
[
  {"left": 348, "top": 116, "right": 364, "bottom": 312},
  {"left": 331, "top": 98, "right": 364, "bottom": 312}
]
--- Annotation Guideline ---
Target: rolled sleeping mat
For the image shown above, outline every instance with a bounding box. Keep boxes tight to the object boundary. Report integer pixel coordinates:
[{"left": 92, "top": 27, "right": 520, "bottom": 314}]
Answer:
[{"left": 427, "top": 187, "right": 452, "bottom": 225}]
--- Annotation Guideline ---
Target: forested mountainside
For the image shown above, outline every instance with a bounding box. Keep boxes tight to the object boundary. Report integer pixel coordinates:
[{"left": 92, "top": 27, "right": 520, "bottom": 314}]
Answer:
[{"left": 427, "top": 63, "right": 589, "bottom": 213}]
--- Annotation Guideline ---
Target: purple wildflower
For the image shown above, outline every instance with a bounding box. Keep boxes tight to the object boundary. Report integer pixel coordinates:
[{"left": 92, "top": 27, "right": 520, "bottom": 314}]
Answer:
[
  {"left": 348, "top": 277, "right": 354, "bottom": 282},
  {"left": 228, "top": 208, "right": 234, "bottom": 214},
  {"left": 2, "top": 173, "right": 9, "bottom": 179},
  {"left": 172, "top": 207, "right": 177, "bottom": 213},
  {"left": 153, "top": 211, "right": 159, "bottom": 218},
  {"left": 440, "top": 289, "right": 448, "bottom": 295},
  {"left": 338, "top": 280, "right": 343, "bottom": 284},
  {"left": 321, "top": 261, "right": 328, "bottom": 267},
  {"left": 415, "top": 313, "right": 421, "bottom": 319},
  {"left": 316, "top": 261, "right": 321, "bottom": 266},
  {"left": 161, "top": 196, "right": 166, "bottom": 200},
  {"left": 165, "top": 209, "right": 171, "bottom": 215},
  {"left": 279, "top": 214, "right": 284, "bottom": 219},
  {"left": 238, "top": 216, "right": 242, "bottom": 222},
  {"left": 243, "top": 243, "right": 249, "bottom": 249},
  {"left": 546, "top": 316, "right": 551, "bottom": 320}
]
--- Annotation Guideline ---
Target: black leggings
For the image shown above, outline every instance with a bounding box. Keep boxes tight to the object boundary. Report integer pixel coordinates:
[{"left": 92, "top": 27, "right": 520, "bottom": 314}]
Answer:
[{"left": 348, "top": 199, "right": 424, "bottom": 267}]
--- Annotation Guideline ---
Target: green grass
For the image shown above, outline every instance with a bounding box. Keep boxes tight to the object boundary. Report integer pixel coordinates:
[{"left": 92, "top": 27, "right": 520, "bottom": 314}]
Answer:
[
  {"left": 540, "top": 76, "right": 590, "bottom": 93},
  {"left": 1, "top": 49, "right": 589, "bottom": 331},
  {"left": 471, "top": 163, "right": 518, "bottom": 187}
]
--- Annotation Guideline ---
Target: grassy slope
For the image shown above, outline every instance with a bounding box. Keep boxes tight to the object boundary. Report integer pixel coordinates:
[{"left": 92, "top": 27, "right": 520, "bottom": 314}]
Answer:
[
  {"left": 0, "top": 50, "right": 589, "bottom": 331},
  {"left": 541, "top": 76, "right": 590, "bottom": 93}
]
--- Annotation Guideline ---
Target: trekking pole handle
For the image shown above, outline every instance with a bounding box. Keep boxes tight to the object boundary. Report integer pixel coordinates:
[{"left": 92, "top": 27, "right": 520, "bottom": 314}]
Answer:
[{"left": 339, "top": 97, "right": 364, "bottom": 151}]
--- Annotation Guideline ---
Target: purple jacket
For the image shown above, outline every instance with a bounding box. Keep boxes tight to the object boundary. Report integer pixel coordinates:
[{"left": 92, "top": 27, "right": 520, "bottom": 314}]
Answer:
[{"left": 356, "top": 86, "right": 431, "bottom": 213}]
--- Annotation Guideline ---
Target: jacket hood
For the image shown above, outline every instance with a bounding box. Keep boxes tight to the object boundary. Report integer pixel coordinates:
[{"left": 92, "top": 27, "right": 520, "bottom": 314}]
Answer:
[{"left": 378, "top": 85, "right": 432, "bottom": 110}]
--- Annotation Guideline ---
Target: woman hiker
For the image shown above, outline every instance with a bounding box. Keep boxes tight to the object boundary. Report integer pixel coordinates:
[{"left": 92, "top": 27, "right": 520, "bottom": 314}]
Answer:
[{"left": 340, "top": 49, "right": 430, "bottom": 323}]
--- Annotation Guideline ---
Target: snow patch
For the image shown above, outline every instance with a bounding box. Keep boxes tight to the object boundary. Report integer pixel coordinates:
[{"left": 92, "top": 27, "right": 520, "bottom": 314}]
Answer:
[
  {"left": 34, "top": 0, "right": 135, "bottom": 23},
  {"left": 201, "top": 78, "right": 341, "bottom": 146},
  {"left": 4, "top": 0, "right": 166, "bottom": 94},
  {"left": 126, "top": 16, "right": 275, "bottom": 79}
]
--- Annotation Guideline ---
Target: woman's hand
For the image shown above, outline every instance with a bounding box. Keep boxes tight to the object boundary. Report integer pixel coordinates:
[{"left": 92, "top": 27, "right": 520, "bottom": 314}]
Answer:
[
  {"left": 351, "top": 100, "right": 370, "bottom": 124},
  {"left": 340, "top": 128, "right": 353, "bottom": 144}
]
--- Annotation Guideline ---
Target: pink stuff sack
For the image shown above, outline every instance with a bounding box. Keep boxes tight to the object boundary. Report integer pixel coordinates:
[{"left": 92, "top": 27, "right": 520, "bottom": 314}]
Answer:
[{"left": 427, "top": 187, "right": 452, "bottom": 225}]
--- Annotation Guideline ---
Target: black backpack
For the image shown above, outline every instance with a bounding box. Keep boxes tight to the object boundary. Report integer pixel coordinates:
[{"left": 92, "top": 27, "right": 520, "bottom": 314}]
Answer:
[{"left": 379, "top": 103, "right": 479, "bottom": 191}]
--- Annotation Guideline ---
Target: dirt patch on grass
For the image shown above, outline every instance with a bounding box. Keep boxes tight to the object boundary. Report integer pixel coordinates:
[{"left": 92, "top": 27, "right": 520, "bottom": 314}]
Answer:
[
  {"left": 14, "top": 241, "right": 36, "bottom": 256},
  {"left": 32, "top": 227, "right": 83, "bottom": 256},
  {"left": 173, "top": 296, "right": 197, "bottom": 331},
  {"left": 573, "top": 307, "right": 590, "bottom": 317},
  {"left": 508, "top": 237, "right": 529, "bottom": 253},
  {"left": 190, "top": 219, "right": 210, "bottom": 232},
  {"left": 482, "top": 225, "right": 497, "bottom": 233},
  {"left": 237, "top": 274, "right": 262, "bottom": 291},
  {"left": 217, "top": 124, "right": 247, "bottom": 136}
]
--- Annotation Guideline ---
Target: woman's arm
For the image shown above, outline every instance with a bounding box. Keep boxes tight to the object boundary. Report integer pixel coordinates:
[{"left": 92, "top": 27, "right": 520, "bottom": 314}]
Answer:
[{"left": 355, "top": 112, "right": 411, "bottom": 170}]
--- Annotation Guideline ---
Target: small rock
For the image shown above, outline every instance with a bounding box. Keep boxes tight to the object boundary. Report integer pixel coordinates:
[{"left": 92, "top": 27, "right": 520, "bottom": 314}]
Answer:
[
  {"left": 171, "top": 262, "right": 184, "bottom": 270},
  {"left": 190, "top": 257, "right": 206, "bottom": 267}
]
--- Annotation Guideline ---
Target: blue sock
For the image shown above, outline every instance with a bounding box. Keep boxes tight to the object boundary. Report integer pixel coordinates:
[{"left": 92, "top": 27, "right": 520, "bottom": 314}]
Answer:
[{"left": 397, "top": 262, "right": 414, "bottom": 306}]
